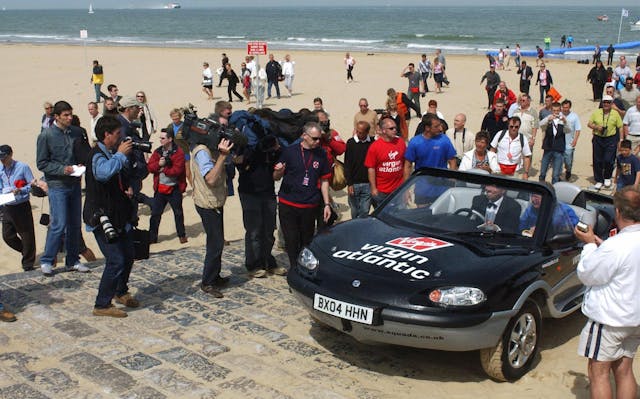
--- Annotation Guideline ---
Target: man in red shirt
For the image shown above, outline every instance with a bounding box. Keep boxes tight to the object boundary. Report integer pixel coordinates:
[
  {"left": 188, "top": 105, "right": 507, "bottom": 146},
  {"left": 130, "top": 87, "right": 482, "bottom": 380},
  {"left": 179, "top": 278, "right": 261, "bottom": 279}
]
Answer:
[
  {"left": 365, "top": 117, "right": 407, "bottom": 207},
  {"left": 492, "top": 81, "right": 517, "bottom": 110}
]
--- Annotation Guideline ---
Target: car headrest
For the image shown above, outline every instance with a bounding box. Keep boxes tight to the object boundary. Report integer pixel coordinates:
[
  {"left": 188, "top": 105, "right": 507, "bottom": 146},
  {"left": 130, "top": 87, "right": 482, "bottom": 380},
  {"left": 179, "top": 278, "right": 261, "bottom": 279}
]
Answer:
[{"left": 553, "top": 182, "right": 586, "bottom": 207}]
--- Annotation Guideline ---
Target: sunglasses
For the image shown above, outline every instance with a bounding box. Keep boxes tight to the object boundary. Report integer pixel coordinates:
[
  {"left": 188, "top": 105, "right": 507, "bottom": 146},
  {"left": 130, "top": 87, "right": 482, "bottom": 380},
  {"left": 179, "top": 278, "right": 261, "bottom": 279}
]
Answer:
[
  {"left": 602, "top": 100, "right": 612, "bottom": 104},
  {"left": 509, "top": 125, "right": 521, "bottom": 128},
  {"left": 307, "top": 135, "right": 322, "bottom": 141}
]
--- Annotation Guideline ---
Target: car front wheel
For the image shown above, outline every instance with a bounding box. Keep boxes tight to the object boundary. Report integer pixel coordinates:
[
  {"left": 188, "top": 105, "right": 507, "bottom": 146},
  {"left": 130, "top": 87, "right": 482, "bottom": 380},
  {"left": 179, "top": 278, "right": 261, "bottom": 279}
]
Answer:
[{"left": 480, "top": 299, "right": 541, "bottom": 381}]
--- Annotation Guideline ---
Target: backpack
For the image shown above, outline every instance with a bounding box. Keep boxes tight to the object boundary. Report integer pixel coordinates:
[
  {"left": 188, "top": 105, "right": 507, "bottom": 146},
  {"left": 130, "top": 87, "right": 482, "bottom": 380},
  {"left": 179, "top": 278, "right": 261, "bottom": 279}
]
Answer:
[{"left": 496, "top": 129, "right": 525, "bottom": 150}]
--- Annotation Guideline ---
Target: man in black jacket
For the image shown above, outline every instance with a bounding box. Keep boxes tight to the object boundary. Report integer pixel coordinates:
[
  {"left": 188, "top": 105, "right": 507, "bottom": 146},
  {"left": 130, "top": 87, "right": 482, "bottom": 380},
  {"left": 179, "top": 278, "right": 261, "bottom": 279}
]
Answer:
[
  {"left": 538, "top": 102, "right": 567, "bottom": 184},
  {"left": 517, "top": 60, "right": 533, "bottom": 95},
  {"left": 85, "top": 115, "right": 138, "bottom": 318},
  {"left": 471, "top": 184, "right": 521, "bottom": 234},
  {"left": 480, "top": 99, "right": 509, "bottom": 140},
  {"left": 344, "top": 121, "right": 373, "bottom": 218},
  {"left": 265, "top": 53, "right": 282, "bottom": 100}
]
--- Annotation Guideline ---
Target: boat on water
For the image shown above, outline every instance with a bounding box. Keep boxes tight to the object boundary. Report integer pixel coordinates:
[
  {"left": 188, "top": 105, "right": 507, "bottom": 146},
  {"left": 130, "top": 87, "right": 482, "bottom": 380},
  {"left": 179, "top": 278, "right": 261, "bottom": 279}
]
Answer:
[
  {"left": 164, "top": 3, "right": 181, "bottom": 8},
  {"left": 631, "top": 20, "right": 640, "bottom": 31},
  {"left": 88, "top": 3, "right": 94, "bottom": 14},
  {"left": 597, "top": 15, "right": 608, "bottom": 21}
]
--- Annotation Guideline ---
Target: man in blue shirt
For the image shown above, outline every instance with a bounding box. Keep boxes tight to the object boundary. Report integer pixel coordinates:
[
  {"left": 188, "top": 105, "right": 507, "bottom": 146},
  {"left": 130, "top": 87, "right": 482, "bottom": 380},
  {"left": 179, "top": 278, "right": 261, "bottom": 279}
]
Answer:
[
  {"left": 36, "top": 101, "right": 90, "bottom": 277},
  {"left": 519, "top": 191, "right": 579, "bottom": 236},
  {"left": 403, "top": 114, "right": 457, "bottom": 204},
  {"left": 84, "top": 116, "right": 137, "bottom": 318},
  {"left": 0, "top": 145, "right": 36, "bottom": 271}
]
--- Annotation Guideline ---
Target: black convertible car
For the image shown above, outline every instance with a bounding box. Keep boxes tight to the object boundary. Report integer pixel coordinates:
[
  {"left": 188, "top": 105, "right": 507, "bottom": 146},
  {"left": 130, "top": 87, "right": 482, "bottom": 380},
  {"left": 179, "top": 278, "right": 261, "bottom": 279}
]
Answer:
[{"left": 288, "top": 168, "right": 615, "bottom": 381}]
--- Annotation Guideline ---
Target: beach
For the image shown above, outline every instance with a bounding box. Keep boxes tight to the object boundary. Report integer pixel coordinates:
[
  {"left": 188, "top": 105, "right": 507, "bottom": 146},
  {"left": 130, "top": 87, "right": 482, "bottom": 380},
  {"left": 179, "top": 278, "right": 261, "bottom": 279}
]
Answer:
[
  {"left": 1, "top": 44, "right": 607, "bottom": 273},
  {"left": 0, "top": 42, "right": 632, "bottom": 393}
]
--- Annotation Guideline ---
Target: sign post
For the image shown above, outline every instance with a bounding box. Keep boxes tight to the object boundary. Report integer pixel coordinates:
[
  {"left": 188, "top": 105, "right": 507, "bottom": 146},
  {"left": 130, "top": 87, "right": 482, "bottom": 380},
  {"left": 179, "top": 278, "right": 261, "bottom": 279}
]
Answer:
[{"left": 247, "top": 41, "right": 268, "bottom": 109}]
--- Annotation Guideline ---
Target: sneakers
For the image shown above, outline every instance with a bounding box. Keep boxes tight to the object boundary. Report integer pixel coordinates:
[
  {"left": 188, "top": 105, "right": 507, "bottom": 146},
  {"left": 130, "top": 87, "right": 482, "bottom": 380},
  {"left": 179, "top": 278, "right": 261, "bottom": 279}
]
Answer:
[
  {"left": 594, "top": 182, "right": 603, "bottom": 190},
  {"left": 93, "top": 306, "right": 127, "bottom": 318},
  {"left": 41, "top": 263, "right": 53, "bottom": 277},
  {"left": 200, "top": 284, "right": 223, "bottom": 298},
  {"left": 115, "top": 293, "right": 140, "bottom": 308},
  {"left": 0, "top": 309, "right": 17, "bottom": 322},
  {"left": 249, "top": 269, "right": 267, "bottom": 278},
  {"left": 67, "top": 262, "right": 90, "bottom": 273},
  {"left": 604, "top": 179, "right": 612, "bottom": 188},
  {"left": 267, "top": 266, "right": 288, "bottom": 276}
]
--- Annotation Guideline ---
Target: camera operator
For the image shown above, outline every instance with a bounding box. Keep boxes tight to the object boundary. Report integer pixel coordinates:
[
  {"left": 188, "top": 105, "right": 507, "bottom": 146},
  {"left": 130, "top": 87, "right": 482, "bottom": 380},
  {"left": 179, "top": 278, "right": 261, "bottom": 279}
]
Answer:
[
  {"left": 236, "top": 135, "right": 285, "bottom": 278},
  {"left": 147, "top": 128, "right": 187, "bottom": 244},
  {"left": 85, "top": 115, "right": 139, "bottom": 318},
  {"left": 117, "top": 96, "right": 151, "bottom": 215},
  {"left": 191, "top": 114, "right": 234, "bottom": 298},
  {"left": 575, "top": 187, "right": 640, "bottom": 399}
]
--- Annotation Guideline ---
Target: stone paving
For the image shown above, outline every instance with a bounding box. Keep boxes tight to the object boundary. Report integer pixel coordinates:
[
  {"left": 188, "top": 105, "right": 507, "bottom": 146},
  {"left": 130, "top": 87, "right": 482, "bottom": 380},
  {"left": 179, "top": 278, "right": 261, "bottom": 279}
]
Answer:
[{"left": 0, "top": 241, "right": 589, "bottom": 398}]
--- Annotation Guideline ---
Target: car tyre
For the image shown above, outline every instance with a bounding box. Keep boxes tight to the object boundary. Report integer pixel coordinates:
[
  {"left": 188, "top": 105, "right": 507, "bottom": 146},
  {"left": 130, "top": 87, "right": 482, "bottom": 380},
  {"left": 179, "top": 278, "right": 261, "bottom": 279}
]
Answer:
[{"left": 480, "top": 299, "right": 541, "bottom": 381}]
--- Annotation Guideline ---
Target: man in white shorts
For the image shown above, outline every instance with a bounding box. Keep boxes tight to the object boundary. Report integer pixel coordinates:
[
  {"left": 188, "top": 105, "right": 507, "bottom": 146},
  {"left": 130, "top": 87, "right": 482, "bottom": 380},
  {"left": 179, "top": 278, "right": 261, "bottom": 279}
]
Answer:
[
  {"left": 623, "top": 94, "right": 640, "bottom": 151},
  {"left": 575, "top": 187, "right": 640, "bottom": 399},
  {"left": 489, "top": 116, "right": 532, "bottom": 179}
]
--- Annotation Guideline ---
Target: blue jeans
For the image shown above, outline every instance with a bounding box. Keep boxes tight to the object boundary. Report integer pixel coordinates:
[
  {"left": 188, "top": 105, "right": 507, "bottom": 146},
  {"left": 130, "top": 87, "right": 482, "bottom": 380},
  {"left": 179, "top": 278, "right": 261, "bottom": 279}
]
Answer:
[
  {"left": 195, "top": 205, "right": 224, "bottom": 286},
  {"left": 94, "top": 84, "right": 105, "bottom": 103},
  {"left": 93, "top": 228, "right": 134, "bottom": 308},
  {"left": 239, "top": 193, "right": 276, "bottom": 270},
  {"left": 348, "top": 183, "right": 371, "bottom": 219},
  {"left": 564, "top": 147, "right": 574, "bottom": 175},
  {"left": 267, "top": 80, "right": 280, "bottom": 98},
  {"left": 539, "top": 151, "right": 564, "bottom": 184},
  {"left": 41, "top": 184, "right": 81, "bottom": 266},
  {"left": 149, "top": 188, "right": 185, "bottom": 242},
  {"left": 372, "top": 192, "right": 390, "bottom": 209}
]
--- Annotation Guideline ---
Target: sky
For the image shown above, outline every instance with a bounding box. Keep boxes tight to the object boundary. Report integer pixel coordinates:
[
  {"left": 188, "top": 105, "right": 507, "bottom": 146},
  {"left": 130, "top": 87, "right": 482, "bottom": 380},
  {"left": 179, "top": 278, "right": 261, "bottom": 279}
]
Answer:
[{"left": 1, "top": 0, "right": 639, "bottom": 9}]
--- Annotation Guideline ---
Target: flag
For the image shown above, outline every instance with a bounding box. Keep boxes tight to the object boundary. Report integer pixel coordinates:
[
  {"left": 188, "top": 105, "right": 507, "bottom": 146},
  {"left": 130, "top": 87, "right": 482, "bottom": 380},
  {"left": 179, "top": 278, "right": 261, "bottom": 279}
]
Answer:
[{"left": 622, "top": 8, "right": 629, "bottom": 18}]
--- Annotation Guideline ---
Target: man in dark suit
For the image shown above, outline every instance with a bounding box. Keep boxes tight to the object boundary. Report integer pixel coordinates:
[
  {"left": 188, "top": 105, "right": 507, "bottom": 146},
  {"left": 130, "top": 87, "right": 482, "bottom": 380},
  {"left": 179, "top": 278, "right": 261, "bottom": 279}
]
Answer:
[
  {"left": 517, "top": 60, "right": 534, "bottom": 95},
  {"left": 471, "top": 184, "right": 521, "bottom": 233}
]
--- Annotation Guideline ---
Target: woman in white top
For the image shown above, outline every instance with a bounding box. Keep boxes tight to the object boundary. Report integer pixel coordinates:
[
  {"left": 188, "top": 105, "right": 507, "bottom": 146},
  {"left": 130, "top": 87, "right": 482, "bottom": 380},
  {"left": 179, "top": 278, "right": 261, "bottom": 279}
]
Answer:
[
  {"left": 344, "top": 52, "right": 356, "bottom": 83},
  {"left": 135, "top": 91, "right": 157, "bottom": 140},
  {"left": 459, "top": 130, "right": 500, "bottom": 173},
  {"left": 202, "top": 62, "right": 214, "bottom": 100},
  {"left": 281, "top": 54, "right": 295, "bottom": 97}
]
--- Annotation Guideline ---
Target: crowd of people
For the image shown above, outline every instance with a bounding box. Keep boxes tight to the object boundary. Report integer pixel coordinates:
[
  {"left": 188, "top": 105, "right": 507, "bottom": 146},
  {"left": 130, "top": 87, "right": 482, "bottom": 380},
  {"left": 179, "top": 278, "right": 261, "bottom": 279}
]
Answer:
[{"left": 2, "top": 49, "right": 640, "bottom": 396}]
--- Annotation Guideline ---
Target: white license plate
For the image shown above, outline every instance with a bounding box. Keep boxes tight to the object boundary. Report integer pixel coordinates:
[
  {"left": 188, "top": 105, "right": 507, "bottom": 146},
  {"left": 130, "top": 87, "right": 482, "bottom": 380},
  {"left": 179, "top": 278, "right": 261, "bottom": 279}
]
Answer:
[{"left": 313, "top": 293, "right": 374, "bottom": 325}]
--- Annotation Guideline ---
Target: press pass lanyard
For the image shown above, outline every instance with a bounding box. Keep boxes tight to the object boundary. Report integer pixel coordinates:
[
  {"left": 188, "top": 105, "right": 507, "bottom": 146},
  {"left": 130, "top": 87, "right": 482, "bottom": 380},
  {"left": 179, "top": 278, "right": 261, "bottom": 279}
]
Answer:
[{"left": 300, "top": 144, "right": 312, "bottom": 186}]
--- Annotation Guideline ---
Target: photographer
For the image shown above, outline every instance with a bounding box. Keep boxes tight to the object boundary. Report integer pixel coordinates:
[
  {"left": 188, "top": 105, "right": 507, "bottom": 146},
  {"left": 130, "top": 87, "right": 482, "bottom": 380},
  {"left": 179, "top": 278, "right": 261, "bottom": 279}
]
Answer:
[
  {"left": 237, "top": 135, "right": 284, "bottom": 278},
  {"left": 117, "top": 96, "right": 151, "bottom": 214},
  {"left": 147, "top": 128, "right": 187, "bottom": 245},
  {"left": 538, "top": 102, "right": 570, "bottom": 184},
  {"left": 575, "top": 187, "right": 640, "bottom": 399},
  {"left": 84, "top": 115, "right": 138, "bottom": 318},
  {"left": 191, "top": 115, "right": 234, "bottom": 298}
]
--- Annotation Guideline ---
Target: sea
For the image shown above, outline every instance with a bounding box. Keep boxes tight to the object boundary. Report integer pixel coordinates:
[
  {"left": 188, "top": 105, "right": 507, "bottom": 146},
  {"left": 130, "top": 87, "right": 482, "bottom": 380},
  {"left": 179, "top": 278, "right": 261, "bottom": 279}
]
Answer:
[{"left": 1, "top": 6, "right": 640, "bottom": 56}]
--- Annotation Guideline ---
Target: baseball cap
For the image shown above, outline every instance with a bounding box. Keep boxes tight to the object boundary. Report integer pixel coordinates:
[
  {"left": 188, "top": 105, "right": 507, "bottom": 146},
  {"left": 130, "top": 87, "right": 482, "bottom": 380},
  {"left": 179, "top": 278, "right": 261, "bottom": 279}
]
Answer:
[
  {"left": 602, "top": 94, "right": 614, "bottom": 102},
  {"left": 119, "top": 96, "right": 143, "bottom": 108},
  {"left": 0, "top": 145, "right": 12, "bottom": 160}
]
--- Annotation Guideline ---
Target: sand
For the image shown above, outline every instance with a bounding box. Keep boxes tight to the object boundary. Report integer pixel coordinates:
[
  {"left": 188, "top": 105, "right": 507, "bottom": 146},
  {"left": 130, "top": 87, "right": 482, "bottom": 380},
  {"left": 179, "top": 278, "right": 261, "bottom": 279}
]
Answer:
[{"left": 1, "top": 43, "right": 629, "bottom": 391}]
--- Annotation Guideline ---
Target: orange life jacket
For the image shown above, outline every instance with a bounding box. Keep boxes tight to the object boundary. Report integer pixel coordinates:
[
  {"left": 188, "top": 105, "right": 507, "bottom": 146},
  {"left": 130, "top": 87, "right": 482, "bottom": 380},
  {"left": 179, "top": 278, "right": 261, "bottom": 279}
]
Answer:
[{"left": 396, "top": 92, "right": 408, "bottom": 116}]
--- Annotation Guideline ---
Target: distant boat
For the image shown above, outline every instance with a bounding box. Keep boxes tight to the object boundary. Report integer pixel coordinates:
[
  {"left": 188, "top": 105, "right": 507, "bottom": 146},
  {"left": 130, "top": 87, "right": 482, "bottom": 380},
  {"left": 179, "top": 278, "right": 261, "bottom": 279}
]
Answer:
[
  {"left": 163, "top": 3, "right": 181, "bottom": 8},
  {"left": 597, "top": 15, "right": 608, "bottom": 22},
  {"left": 631, "top": 19, "right": 640, "bottom": 31},
  {"left": 88, "top": 3, "right": 94, "bottom": 14}
]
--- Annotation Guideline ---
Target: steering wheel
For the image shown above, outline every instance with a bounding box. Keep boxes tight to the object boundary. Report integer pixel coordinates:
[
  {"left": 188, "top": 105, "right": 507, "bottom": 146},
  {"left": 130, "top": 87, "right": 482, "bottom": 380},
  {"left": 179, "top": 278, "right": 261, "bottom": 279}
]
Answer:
[{"left": 453, "top": 208, "right": 486, "bottom": 222}]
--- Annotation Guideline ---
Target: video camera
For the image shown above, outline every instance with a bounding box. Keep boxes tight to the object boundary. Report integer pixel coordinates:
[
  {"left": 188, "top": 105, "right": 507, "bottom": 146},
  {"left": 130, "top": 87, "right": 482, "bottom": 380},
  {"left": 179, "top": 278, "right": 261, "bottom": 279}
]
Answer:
[
  {"left": 123, "top": 137, "right": 152, "bottom": 153},
  {"left": 181, "top": 104, "right": 247, "bottom": 154}
]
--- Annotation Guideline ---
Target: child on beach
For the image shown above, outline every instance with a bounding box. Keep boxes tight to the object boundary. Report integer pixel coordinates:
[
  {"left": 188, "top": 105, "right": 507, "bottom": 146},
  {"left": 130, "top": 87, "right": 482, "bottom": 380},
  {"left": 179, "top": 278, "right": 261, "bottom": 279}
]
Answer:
[{"left": 614, "top": 139, "right": 640, "bottom": 190}]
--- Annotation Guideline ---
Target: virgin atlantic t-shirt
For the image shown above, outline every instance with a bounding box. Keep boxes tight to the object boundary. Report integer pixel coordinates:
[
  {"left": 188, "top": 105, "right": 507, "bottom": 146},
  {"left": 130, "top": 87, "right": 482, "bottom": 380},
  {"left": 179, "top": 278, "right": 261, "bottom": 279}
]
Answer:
[{"left": 364, "top": 137, "right": 406, "bottom": 194}]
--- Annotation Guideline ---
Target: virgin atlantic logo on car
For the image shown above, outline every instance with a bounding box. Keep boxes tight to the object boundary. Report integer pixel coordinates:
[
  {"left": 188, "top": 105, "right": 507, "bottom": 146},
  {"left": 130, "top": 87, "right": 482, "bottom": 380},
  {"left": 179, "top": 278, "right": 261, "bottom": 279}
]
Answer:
[{"left": 386, "top": 237, "right": 453, "bottom": 252}]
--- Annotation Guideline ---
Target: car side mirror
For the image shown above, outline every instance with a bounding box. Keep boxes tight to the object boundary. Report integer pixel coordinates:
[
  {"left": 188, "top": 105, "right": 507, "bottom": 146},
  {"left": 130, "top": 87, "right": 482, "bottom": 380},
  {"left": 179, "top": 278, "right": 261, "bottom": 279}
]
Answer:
[{"left": 545, "top": 233, "right": 577, "bottom": 250}]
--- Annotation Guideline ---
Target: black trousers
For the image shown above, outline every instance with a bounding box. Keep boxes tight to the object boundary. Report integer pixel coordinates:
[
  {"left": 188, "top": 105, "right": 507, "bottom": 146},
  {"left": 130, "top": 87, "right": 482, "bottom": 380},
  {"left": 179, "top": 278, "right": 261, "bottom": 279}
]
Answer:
[
  {"left": 278, "top": 202, "right": 318, "bottom": 268},
  {"left": 195, "top": 205, "right": 224, "bottom": 286},
  {"left": 227, "top": 83, "right": 243, "bottom": 101},
  {"left": 487, "top": 86, "right": 497, "bottom": 108},
  {"left": 2, "top": 201, "right": 35, "bottom": 270},
  {"left": 149, "top": 188, "right": 185, "bottom": 242},
  {"left": 240, "top": 193, "right": 276, "bottom": 270},
  {"left": 592, "top": 134, "right": 618, "bottom": 183},
  {"left": 519, "top": 80, "right": 530, "bottom": 95}
]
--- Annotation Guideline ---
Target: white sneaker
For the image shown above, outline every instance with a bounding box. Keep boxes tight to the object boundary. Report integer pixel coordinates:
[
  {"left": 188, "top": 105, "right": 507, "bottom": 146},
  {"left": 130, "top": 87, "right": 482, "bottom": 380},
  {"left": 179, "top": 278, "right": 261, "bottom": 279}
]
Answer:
[
  {"left": 594, "top": 182, "right": 603, "bottom": 190},
  {"left": 67, "top": 262, "right": 90, "bottom": 273},
  {"left": 41, "top": 263, "right": 53, "bottom": 277},
  {"left": 604, "top": 179, "right": 612, "bottom": 188}
]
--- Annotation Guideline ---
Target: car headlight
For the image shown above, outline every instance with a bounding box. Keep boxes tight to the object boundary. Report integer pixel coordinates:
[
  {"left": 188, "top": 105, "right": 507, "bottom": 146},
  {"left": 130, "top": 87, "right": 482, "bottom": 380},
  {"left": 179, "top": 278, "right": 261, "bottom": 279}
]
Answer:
[
  {"left": 297, "top": 247, "right": 319, "bottom": 271},
  {"left": 429, "top": 287, "right": 486, "bottom": 307}
]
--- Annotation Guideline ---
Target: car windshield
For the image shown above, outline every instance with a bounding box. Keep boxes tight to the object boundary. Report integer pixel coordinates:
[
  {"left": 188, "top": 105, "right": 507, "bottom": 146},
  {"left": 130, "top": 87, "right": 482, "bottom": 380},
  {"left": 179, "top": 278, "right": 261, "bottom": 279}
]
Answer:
[{"left": 376, "top": 173, "right": 575, "bottom": 242}]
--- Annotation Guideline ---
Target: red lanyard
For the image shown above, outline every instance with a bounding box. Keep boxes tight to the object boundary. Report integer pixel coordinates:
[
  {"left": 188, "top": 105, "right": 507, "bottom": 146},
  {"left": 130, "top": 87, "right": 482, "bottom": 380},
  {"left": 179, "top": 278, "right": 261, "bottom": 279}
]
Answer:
[{"left": 300, "top": 144, "right": 313, "bottom": 174}]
